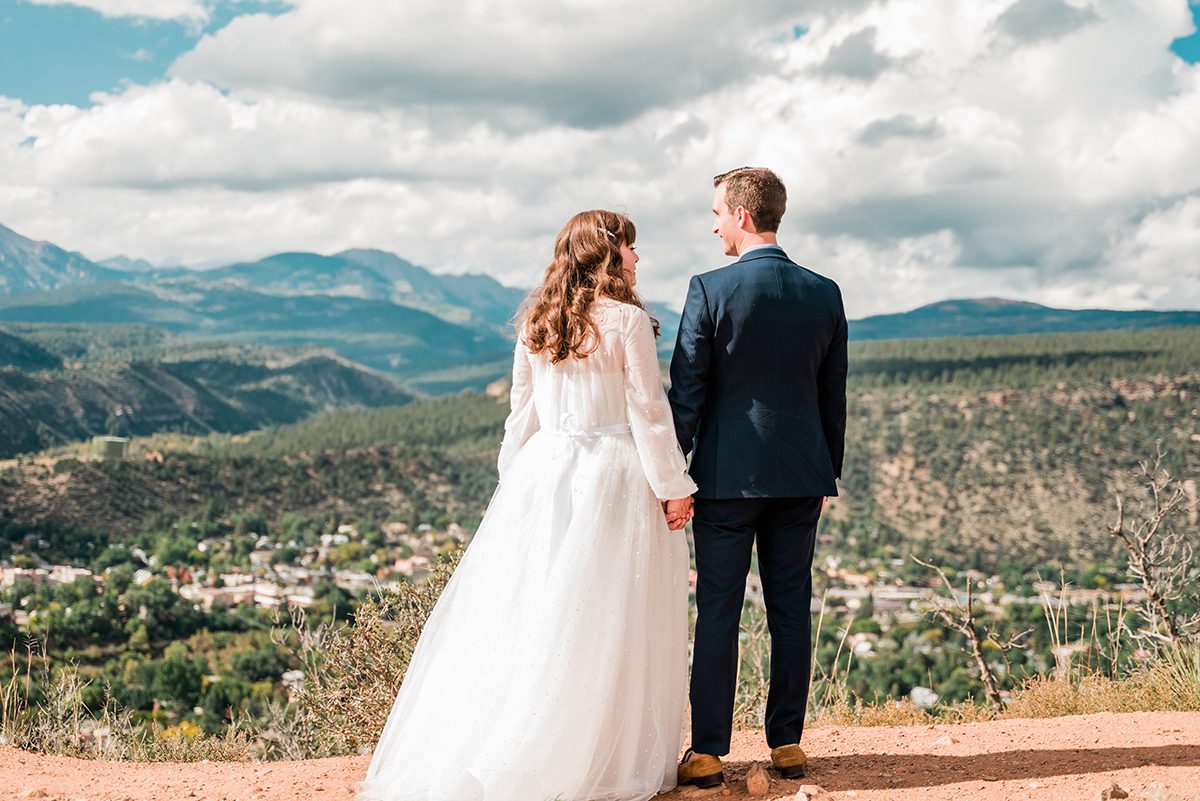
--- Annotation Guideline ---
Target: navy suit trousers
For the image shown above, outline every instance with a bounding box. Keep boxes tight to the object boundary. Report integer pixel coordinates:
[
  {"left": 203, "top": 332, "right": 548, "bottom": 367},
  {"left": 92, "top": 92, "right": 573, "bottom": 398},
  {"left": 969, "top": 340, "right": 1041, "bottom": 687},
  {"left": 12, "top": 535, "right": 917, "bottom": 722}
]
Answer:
[{"left": 689, "top": 496, "right": 823, "bottom": 755}]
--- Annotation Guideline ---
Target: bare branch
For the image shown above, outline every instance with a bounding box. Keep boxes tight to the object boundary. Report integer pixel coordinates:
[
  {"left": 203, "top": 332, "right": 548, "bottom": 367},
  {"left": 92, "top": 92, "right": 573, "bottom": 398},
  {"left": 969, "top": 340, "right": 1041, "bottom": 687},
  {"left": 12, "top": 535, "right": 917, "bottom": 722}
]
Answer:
[
  {"left": 911, "top": 554, "right": 1017, "bottom": 712},
  {"left": 1109, "top": 445, "right": 1200, "bottom": 646}
]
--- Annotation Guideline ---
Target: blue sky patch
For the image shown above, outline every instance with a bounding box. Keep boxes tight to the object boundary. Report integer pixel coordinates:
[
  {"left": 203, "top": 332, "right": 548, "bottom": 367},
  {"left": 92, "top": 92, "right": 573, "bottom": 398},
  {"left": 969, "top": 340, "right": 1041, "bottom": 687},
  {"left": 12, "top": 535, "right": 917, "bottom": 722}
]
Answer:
[
  {"left": 1171, "top": 2, "right": 1200, "bottom": 62},
  {"left": 0, "top": 0, "right": 288, "bottom": 106}
]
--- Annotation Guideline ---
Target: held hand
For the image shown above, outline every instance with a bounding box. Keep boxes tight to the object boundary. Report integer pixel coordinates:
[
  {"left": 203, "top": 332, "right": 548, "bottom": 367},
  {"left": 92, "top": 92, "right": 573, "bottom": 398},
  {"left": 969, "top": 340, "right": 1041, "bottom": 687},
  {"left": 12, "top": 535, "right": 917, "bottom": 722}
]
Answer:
[{"left": 664, "top": 496, "right": 694, "bottom": 531}]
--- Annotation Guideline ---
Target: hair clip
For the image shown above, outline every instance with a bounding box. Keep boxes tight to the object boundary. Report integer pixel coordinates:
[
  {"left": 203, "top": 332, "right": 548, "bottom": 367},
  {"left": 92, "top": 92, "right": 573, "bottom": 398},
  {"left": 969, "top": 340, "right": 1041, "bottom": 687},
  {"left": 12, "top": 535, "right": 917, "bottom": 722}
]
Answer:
[{"left": 596, "top": 228, "right": 616, "bottom": 240}]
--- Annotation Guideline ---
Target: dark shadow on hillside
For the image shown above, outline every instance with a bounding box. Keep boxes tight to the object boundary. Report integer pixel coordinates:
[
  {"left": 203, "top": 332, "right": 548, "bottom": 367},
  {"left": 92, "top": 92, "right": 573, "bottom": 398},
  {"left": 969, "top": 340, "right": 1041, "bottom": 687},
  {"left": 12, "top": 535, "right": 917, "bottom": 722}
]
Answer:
[
  {"left": 850, "top": 350, "right": 1160, "bottom": 383},
  {"left": 716, "top": 745, "right": 1200, "bottom": 792}
]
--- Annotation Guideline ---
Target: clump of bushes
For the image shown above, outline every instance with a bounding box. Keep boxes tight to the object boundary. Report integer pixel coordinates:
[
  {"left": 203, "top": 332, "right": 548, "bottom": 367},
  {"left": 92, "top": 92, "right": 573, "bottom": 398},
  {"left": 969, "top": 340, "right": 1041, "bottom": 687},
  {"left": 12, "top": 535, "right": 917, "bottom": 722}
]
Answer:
[{"left": 280, "top": 552, "right": 461, "bottom": 756}]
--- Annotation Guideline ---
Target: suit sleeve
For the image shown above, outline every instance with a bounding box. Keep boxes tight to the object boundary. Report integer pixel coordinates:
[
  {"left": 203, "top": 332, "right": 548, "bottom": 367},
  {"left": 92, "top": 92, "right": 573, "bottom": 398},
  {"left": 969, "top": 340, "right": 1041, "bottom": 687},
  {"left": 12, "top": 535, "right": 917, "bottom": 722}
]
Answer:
[
  {"left": 496, "top": 331, "right": 539, "bottom": 482},
  {"left": 622, "top": 308, "right": 699, "bottom": 502},
  {"left": 818, "top": 284, "right": 848, "bottom": 480},
  {"left": 667, "top": 275, "right": 713, "bottom": 458}
]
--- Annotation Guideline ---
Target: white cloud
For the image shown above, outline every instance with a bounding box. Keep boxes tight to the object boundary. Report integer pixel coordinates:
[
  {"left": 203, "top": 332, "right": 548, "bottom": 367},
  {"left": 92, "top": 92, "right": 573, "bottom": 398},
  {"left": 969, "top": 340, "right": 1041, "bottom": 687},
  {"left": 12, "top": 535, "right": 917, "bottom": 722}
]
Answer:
[
  {"left": 1103, "top": 194, "right": 1200, "bottom": 310},
  {"left": 858, "top": 114, "right": 943, "bottom": 147},
  {"left": 23, "top": 0, "right": 210, "bottom": 23},
  {"left": 0, "top": 0, "right": 1198, "bottom": 317},
  {"left": 120, "top": 48, "right": 154, "bottom": 62},
  {"left": 169, "top": 0, "right": 844, "bottom": 127},
  {"left": 817, "top": 27, "right": 896, "bottom": 81},
  {"left": 994, "top": 0, "right": 1098, "bottom": 43}
]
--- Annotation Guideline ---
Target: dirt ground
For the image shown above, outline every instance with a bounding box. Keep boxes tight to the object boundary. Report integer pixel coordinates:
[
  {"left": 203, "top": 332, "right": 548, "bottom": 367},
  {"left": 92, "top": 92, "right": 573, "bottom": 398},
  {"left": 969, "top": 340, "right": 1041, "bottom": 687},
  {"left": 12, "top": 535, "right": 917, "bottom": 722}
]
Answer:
[{"left": 3, "top": 711, "right": 1199, "bottom": 801}]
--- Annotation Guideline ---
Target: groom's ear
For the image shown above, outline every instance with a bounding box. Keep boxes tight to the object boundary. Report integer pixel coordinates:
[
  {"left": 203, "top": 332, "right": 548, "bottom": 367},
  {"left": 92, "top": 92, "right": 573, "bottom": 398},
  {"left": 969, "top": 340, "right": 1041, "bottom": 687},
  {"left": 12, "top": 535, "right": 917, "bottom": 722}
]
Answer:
[{"left": 734, "top": 205, "right": 755, "bottom": 232}]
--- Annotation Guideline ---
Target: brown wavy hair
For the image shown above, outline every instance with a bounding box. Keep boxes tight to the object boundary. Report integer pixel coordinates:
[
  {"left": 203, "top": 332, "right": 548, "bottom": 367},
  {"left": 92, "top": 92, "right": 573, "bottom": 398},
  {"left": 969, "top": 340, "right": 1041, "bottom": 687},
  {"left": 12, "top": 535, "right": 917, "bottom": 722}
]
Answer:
[{"left": 519, "top": 209, "right": 658, "bottom": 363}]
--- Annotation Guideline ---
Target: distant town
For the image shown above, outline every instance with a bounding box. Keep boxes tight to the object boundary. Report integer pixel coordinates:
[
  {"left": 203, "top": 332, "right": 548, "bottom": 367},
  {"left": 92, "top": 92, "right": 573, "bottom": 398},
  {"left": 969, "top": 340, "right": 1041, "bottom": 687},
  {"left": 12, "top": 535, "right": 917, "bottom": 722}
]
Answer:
[{"left": 2, "top": 521, "right": 1149, "bottom": 635}]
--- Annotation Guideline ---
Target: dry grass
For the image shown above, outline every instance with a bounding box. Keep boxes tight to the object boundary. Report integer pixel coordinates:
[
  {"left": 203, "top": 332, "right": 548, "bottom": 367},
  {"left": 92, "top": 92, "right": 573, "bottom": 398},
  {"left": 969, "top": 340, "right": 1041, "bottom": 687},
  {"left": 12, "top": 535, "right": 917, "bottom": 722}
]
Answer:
[
  {"left": 1, "top": 647, "right": 255, "bottom": 761},
  {"left": 133, "top": 718, "right": 256, "bottom": 763},
  {"left": 0, "top": 641, "right": 34, "bottom": 745},
  {"left": 801, "top": 649, "right": 1200, "bottom": 729},
  {"left": 732, "top": 601, "right": 770, "bottom": 730},
  {"left": 809, "top": 695, "right": 999, "bottom": 728},
  {"left": 254, "top": 697, "right": 323, "bottom": 761},
  {"left": 735, "top": 591, "right": 1000, "bottom": 730},
  {"left": 283, "top": 552, "right": 461, "bottom": 756},
  {"left": 740, "top": 575, "right": 1200, "bottom": 731},
  {"left": 1003, "top": 642, "right": 1200, "bottom": 719}
]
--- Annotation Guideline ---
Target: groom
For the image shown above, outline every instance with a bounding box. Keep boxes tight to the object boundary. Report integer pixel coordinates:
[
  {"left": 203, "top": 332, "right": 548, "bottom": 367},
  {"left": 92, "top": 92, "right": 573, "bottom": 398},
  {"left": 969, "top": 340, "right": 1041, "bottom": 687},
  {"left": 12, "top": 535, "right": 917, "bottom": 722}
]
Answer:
[{"left": 667, "top": 167, "right": 848, "bottom": 787}]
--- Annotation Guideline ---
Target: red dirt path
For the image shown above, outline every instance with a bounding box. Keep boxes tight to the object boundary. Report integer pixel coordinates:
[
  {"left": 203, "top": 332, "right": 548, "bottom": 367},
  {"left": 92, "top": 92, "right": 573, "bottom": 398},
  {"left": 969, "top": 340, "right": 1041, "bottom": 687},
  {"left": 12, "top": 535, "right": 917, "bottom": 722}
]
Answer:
[{"left": 4, "top": 711, "right": 1199, "bottom": 801}]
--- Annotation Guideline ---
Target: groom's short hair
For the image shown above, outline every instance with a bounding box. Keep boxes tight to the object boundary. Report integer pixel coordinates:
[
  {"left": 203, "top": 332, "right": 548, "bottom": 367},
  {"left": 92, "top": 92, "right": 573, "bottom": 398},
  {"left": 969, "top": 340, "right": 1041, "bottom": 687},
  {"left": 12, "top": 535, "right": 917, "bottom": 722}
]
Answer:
[{"left": 713, "top": 167, "right": 787, "bottom": 233}]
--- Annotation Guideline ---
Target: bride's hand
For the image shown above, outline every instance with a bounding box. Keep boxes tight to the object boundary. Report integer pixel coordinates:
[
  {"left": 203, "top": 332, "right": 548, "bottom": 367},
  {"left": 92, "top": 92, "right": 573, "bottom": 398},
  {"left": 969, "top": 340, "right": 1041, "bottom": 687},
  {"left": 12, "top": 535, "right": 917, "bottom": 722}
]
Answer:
[{"left": 664, "top": 496, "right": 694, "bottom": 530}]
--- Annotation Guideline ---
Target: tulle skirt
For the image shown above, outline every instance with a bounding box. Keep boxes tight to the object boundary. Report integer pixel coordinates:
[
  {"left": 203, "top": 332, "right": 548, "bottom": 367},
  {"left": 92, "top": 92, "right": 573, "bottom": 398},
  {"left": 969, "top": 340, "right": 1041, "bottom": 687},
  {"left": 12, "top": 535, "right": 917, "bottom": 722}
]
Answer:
[{"left": 355, "top": 429, "right": 690, "bottom": 801}]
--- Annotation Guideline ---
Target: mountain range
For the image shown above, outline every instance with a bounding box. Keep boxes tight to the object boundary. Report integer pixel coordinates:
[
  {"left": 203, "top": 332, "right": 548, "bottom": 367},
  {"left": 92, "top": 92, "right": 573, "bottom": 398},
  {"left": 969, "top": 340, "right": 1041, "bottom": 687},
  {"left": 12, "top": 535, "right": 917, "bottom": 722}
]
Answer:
[
  {"left": 0, "top": 280, "right": 513, "bottom": 379},
  {"left": 0, "top": 223, "right": 126, "bottom": 292},
  {"left": 112, "top": 248, "right": 528, "bottom": 329},
  {"left": 852, "top": 297, "right": 1200, "bottom": 340},
  {"left": 2, "top": 220, "right": 1198, "bottom": 459},
  {"left": 3, "top": 222, "right": 1199, "bottom": 383}
]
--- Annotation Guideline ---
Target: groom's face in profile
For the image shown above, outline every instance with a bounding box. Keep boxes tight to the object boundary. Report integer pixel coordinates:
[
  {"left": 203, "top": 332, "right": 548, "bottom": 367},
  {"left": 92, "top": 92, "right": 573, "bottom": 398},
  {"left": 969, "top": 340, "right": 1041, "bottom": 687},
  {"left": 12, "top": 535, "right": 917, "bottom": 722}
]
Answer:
[{"left": 711, "top": 182, "right": 741, "bottom": 257}]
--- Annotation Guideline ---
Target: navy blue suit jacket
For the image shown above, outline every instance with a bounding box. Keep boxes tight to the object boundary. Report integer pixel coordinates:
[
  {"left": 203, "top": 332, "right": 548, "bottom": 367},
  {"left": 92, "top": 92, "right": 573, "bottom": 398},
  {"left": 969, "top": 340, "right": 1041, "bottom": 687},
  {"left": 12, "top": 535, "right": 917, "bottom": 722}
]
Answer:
[{"left": 667, "top": 245, "right": 848, "bottom": 499}]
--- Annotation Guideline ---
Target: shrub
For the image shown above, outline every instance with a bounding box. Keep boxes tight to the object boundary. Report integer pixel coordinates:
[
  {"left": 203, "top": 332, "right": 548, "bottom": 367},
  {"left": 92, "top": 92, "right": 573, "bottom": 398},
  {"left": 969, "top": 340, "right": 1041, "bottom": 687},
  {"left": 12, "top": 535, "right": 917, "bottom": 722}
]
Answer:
[{"left": 282, "top": 552, "right": 461, "bottom": 756}]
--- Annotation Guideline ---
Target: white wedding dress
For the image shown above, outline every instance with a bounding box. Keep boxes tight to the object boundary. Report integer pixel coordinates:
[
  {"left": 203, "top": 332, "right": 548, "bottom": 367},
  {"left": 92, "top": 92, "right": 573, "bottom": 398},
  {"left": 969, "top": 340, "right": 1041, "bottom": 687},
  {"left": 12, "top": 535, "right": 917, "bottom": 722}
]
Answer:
[{"left": 356, "top": 298, "right": 698, "bottom": 801}]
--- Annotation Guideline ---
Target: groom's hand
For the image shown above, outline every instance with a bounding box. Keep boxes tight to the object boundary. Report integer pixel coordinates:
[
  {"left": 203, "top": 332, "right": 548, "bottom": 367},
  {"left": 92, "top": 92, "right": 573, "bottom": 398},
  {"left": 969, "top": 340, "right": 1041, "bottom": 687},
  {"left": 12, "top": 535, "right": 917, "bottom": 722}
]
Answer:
[
  {"left": 664, "top": 496, "right": 694, "bottom": 531},
  {"left": 661, "top": 500, "right": 677, "bottom": 529}
]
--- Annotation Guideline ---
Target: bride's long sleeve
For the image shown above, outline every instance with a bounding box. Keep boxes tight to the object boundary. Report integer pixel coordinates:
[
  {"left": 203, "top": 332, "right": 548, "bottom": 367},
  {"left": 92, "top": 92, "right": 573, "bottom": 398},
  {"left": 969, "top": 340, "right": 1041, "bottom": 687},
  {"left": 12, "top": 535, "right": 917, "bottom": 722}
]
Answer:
[
  {"left": 497, "top": 333, "right": 539, "bottom": 481},
  {"left": 622, "top": 307, "right": 699, "bottom": 502}
]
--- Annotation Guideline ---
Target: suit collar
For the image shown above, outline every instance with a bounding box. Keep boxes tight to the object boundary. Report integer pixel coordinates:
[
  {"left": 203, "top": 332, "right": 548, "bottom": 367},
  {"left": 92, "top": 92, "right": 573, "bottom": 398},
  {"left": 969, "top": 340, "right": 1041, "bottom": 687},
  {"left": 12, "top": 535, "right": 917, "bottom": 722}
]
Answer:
[{"left": 735, "top": 244, "right": 786, "bottom": 264}]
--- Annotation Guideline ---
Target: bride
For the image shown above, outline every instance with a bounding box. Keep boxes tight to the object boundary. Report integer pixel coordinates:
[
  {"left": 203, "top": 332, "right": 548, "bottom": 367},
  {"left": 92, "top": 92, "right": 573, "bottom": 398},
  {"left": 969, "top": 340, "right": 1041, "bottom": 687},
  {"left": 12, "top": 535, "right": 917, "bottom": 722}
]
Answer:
[{"left": 355, "top": 209, "right": 699, "bottom": 801}]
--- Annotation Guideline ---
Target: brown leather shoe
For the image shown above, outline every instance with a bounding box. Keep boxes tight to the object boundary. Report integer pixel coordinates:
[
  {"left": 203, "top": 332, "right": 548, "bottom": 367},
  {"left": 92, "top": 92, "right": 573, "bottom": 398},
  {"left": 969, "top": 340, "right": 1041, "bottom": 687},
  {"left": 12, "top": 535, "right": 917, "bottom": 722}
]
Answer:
[
  {"left": 770, "top": 743, "right": 807, "bottom": 779},
  {"left": 678, "top": 748, "right": 724, "bottom": 788}
]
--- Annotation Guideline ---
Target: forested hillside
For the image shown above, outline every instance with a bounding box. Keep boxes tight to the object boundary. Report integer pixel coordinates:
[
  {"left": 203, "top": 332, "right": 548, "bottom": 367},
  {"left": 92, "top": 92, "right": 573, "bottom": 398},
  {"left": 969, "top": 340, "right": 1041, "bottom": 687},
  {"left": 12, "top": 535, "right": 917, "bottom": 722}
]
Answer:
[
  {"left": 0, "top": 329, "right": 61, "bottom": 370},
  {"left": 827, "top": 327, "right": 1199, "bottom": 567},
  {"left": 4, "top": 326, "right": 1196, "bottom": 573},
  {"left": 0, "top": 324, "right": 415, "bottom": 458}
]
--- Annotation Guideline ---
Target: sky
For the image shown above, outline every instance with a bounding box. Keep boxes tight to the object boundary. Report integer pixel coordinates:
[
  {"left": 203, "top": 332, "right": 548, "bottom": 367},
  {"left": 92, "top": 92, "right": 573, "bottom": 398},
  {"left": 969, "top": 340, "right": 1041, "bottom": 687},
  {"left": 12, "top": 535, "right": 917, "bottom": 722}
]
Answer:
[{"left": 0, "top": 0, "right": 1198, "bottom": 316}]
